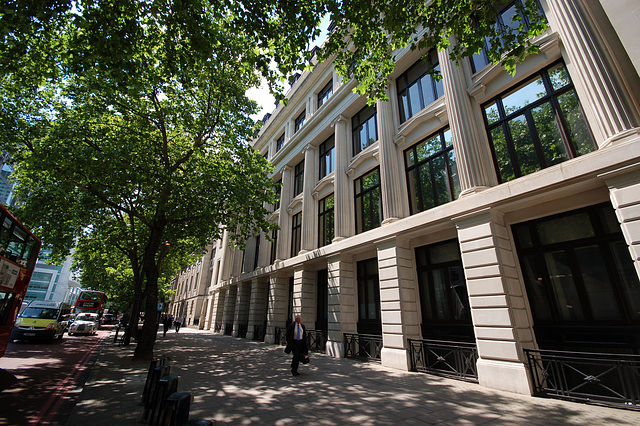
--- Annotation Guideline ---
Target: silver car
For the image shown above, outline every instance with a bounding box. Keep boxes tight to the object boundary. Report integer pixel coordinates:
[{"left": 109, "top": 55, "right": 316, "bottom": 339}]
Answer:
[{"left": 68, "top": 313, "right": 99, "bottom": 335}]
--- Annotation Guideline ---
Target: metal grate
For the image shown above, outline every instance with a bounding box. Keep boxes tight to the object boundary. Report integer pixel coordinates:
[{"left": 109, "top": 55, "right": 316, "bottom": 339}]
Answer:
[
  {"left": 408, "top": 339, "right": 478, "bottom": 382},
  {"left": 525, "top": 348, "right": 640, "bottom": 410},
  {"left": 344, "top": 333, "right": 383, "bottom": 362}
]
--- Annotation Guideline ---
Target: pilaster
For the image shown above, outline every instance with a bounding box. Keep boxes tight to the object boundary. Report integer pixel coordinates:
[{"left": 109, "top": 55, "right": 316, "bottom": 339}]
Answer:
[
  {"left": 301, "top": 145, "right": 317, "bottom": 252},
  {"left": 376, "top": 237, "right": 420, "bottom": 370},
  {"left": 599, "top": 162, "right": 640, "bottom": 279},
  {"left": 233, "top": 282, "right": 251, "bottom": 337},
  {"left": 545, "top": 0, "right": 640, "bottom": 147},
  {"left": 331, "top": 115, "right": 352, "bottom": 241},
  {"left": 438, "top": 46, "right": 492, "bottom": 195},
  {"left": 453, "top": 208, "right": 536, "bottom": 395},
  {"left": 326, "top": 253, "right": 357, "bottom": 358},
  {"left": 376, "top": 98, "right": 406, "bottom": 222},
  {"left": 292, "top": 266, "right": 317, "bottom": 325},
  {"left": 265, "top": 274, "right": 289, "bottom": 344},
  {"left": 222, "top": 285, "right": 237, "bottom": 333},
  {"left": 246, "top": 278, "right": 269, "bottom": 340},
  {"left": 277, "top": 165, "right": 293, "bottom": 260}
]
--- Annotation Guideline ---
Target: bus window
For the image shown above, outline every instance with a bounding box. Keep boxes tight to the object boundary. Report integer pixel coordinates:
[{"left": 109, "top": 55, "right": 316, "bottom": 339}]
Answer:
[{"left": 0, "top": 291, "right": 16, "bottom": 326}]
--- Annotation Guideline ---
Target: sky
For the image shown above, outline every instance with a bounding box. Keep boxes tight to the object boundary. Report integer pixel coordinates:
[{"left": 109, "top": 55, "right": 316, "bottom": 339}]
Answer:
[{"left": 247, "top": 15, "right": 332, "bottom": 120}]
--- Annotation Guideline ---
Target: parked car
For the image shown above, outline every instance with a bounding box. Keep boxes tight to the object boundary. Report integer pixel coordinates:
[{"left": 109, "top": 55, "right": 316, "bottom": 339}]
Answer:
[{"left": 68, "top": 313, "right": 99, "bottom": 335}]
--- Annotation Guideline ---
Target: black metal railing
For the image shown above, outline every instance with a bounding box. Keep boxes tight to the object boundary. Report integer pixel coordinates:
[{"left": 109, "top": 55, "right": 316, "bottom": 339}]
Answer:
[
  {"left": 237, "top": 324, "right": 248, "bottom": 339},
  {"left": 408, "top": 339, "right": 478, "bottom": 382},
  {"left": 525, "top": 348, "right": 640, "bottom": 410},
  {"left": 253, "top": 325, "right": 266, "bottom": 342},
  {"left": 344, "top": 333, "right": 383, "bottom": 362},
  {"left": 224, "top": 323, "right": 233, "bottom": 336},
  {"left": 214, "top": 322, "right": 222, "bottom": 333},
  {"left": 274, "top": 327, "right": 287, "bottom": 346},
  {"left": 306, "top": 329, "right": 328, "bottom": 352}
]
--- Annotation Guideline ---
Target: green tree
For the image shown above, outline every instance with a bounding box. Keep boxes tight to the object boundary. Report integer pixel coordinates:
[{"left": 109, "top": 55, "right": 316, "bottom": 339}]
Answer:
[{"left": 2, "top": 1, "right": 278, "bottom": 359}]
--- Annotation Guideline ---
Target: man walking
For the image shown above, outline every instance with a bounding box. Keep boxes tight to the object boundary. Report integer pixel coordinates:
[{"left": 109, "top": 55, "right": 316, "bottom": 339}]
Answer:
[
  {"left": 284, "top": 315, "right": 308, "bottom": 376},
  {"left": 174, "top": 316, "right": 183, "bottom": 332}
]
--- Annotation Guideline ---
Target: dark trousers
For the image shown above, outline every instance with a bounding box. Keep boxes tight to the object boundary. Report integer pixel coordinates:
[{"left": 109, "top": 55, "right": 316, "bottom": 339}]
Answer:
[{"left": 290, "top": 339, "right": 303, "bottom": 373}]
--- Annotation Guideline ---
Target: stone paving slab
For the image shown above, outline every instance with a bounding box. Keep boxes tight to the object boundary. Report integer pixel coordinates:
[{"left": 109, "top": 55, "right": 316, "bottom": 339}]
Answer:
[{"left": 67, "top": 327, "right": 640, "bottom": 425}]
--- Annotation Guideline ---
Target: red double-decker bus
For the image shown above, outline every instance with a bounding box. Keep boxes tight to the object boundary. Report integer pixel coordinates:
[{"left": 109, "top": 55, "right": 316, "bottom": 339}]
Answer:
[
  {"left": 74, "top": 290, "right": 107, "bottom": 316},
  {"left": 0, "top": 204, "right": 41, "bottom": 357}
]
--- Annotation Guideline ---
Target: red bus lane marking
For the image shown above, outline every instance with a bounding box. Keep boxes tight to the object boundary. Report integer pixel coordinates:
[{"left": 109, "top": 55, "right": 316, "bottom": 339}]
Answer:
[{"left": 32, "top": 333, "right": 107, "bottom": 425}]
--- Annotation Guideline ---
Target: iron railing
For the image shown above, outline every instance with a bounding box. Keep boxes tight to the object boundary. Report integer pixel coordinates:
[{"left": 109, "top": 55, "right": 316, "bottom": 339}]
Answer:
[
  {"left": 306, "top": 329, "right": 328, "bottom": 352},
  {"left": 344, "top": 333, "right": 383, "bottom": 362},
  {"left": 525, "top": 348, "right": 640, "bottom": 410},
  {"left": 408, "top": 339, "right": 478, "bottom": 382},
  {"left": 253, "top": 325, "right": 266, "bottom": 342},
  {"left": 224, "top": 323, "right": 233, "bottom": 336},
  {"left": 237, "top": 324, "right": 248, "bottom": 339},
  {"left": 274, "top": 327, "right": 287, "bottom": 346}
]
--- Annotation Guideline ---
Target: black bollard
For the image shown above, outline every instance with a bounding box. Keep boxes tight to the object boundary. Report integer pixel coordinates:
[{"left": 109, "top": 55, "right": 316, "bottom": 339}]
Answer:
[
  {"left": 162, "top": 392, "right": 191, "bottom": 426},
  {"left": 142, "top": 359, "right": 166, "bottom": 405},
  {"left": 148, "top": 375, "right": 179, "bottom": 426}
]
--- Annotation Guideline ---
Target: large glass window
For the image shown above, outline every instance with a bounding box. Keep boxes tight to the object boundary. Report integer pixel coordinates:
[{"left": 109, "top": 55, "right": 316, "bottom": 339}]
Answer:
[
  {"left": 352, "top": 105, "right": 378, "bottom": 156},
  {"left": 484, "top": 62, "right": 595, "bottom": 183},
  {"left": 354, "top": 168, "right": 382, "bottom": 234},
  {"left": 357, "top": 258, "right": 381, "bottom": 335},
  {"left": 416, "top": 239, "right": 474, "bottom": 341},
  {"left": 405, "top": 128, "right": 460, "bottom": 214},
  {"left": 513, "top": 203, "right": 640, "bottom": 349},
  {"left": 293, "top": 160, "right": 304, "bottom": 197},
  {"left": 397, "top": 50, "right": 444, "bottom": 123},
  {"left": 294, "top": 111, "right": 306, "bottom": 133},
  {"left": 290, "top": 212, "right": 302, "bottom": 257},
  {"left": 273, "top": 179, "right": 281, "bottom": 211},
  {"left": 270, "top": 228, "right": 278, "bottom": 264},
  {"left": 276, "top": 133, "right": 284, "bottom": 152},
  {"left": 317, "top": 80, "right": 333, "bottom": 108},
  {"left": 319, "top": 136, "right": 335, "bottom": 179},
  {"left": 471, "top": 0, "right": 546, "bottom": 73},
  {"left": 318, "top": 194, "right": 334, "bottom": 247}
]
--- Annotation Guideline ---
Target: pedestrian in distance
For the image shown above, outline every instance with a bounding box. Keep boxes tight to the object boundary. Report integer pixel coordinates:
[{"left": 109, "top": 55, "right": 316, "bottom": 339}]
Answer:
[
  {"left": 284, "top": 315, "right": 308, "bottom": 376},
  {"left": 174, "top": 316, "right": 183, "bottom": 332},
  {"left": 162, "top": 315, "right": 172, "bottom": 336}
]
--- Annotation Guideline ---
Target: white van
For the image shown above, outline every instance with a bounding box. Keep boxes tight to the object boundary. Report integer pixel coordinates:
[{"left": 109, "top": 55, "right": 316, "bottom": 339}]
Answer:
[{"left": 11, "top": 301, "right": 72, "bottom": 342}]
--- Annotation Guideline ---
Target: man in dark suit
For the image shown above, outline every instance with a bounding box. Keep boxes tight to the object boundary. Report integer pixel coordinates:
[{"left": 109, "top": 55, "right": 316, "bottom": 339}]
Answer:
[{"left": 284, "top": 315, "right": 308, "bottom": 376}]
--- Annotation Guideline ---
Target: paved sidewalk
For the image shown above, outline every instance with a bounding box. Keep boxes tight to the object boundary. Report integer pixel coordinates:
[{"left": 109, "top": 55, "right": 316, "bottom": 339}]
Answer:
[{"left": 67, "top": 327, "right": 640, "bottom": 425}]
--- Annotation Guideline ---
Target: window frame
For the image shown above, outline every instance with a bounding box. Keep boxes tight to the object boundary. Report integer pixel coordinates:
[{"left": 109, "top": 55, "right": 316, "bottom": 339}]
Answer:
[
  {"left": 318, "top": 135, "right": 335, "bottom": 179},
  {"left": 352, "top": 105, "right": 378, "bottom": 156},
  {"left": 276, "top": 133, "right": 285, "bottom": 153},
  {"left": 293, "top": 160, "right": 304, "bottom": 197},
  {"left": 396, "top": 50, "right": 443, "bottom": 123},
  {"left": 404, "top": 127, "right": 460, "bottom": 215},
  {"left": 317, "top": 80, "right": 333, "bottom": 108},
  {"left": 290, "top": 212, "right": 302, "bottom": 257},
  {"left": 354, "top": 167, "right": 382, "bottom": 234},
  {"left": 483, "top": 61, "right": 595, "bottom": 184},
  {"left": 294, "top": 111, "right": 306, "bottom": 133},
  {"left": 318, "top": 193, "right": 335, "bottom": 247}
]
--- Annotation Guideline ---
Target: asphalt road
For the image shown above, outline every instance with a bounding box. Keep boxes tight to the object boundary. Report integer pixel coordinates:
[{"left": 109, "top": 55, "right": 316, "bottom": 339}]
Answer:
[{"left": 0, "top": 326, "right": 111, "bottom": 425}]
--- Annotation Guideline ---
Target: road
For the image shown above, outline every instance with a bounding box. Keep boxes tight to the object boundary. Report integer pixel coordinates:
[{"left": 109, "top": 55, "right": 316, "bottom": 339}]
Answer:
[{"left": 0, "top": 326, "right": 112, "bottom": 425}]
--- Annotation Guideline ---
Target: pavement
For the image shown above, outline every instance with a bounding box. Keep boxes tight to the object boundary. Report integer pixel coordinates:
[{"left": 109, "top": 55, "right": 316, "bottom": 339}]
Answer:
[{"left": 66, "top": 327, "right": 640, "bottom": 425}]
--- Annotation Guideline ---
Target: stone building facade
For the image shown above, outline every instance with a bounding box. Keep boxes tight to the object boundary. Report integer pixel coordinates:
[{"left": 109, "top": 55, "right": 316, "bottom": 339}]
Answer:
[{"left": 197, "top": 0, "right": 640, "bottom": 399}]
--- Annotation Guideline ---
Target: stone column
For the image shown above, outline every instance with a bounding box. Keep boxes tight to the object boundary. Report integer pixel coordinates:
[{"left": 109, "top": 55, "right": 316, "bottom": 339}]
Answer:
[
  {"left": 212, "top": 289, "right": 225, "bottom": 333},
  {"left": 453, "top": 208, "right": 536, "bottom": 395},
  {"left": 545, "top": 0, "right": 640, "bottom": 147},
  {"left": 331, "top": 115, "right": 352, "bottom": 241},
  {"left": 376, "top": 98, "right": 406, "bottom": 222},
  {"left": 599, "top": 162, "right": 640, "bottom": 279},
  {"left": 292, "top": 266, "right": 317, "bottom": 326},
  {"left": 222, "top": 285, "right": 237, "bottom": 334},
  {"left": 246, "top": 278, "right": 268, "bottom": 340},
  {"left": 326, "top": 253, "right": 357, "bottom": 358},
  {"left": 265, "top": 274, "right": 289, "bottom": 344},
  {"left": 301, "top": 144, "right": 317, "bottom": 252},
  {"left": 376, "top": 236, "right": 421, "bottom": 370},
  {"left": 438, "top": 47, "right": 492, "bottom": 195},
  {"left": 233, "top": 281, "right": 251, "bottom": 337},
  {"left": 277, "top": 165, "right": 293, "bottom": 260}
]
